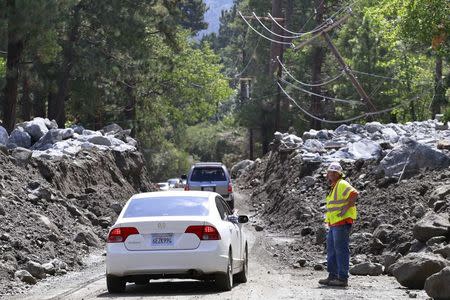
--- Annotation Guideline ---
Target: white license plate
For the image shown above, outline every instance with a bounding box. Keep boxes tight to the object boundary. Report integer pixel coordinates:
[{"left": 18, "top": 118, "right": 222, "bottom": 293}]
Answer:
[
  {"left": 203, "top": 186, "right": 215, "bottom": 191},
  {"left": 151, "top": 233, "right": 173, "bottom": 246}
]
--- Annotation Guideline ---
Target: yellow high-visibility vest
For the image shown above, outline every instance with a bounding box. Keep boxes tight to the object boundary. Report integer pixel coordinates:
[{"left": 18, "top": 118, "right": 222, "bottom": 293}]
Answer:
[{"left": 325, "top": 179, "right": 357, "bottom": 225}]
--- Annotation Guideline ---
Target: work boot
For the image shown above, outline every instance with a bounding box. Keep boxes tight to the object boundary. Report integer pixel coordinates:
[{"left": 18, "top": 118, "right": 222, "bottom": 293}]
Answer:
[
  {"left": 318, "top": 276, "right": 335, "bottom": 285},
  {"left": 328, "top": 278, "right": 348, "bottom": 287}
]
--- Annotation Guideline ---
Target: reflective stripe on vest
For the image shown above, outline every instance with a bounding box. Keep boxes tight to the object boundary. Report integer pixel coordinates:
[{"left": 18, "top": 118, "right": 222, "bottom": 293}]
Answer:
[{"left": 325, "top": 179, "right": 357, "bottom": 225}]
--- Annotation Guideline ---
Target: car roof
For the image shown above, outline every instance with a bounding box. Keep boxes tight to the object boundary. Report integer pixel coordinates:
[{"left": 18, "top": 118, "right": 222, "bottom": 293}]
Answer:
[
  {"left": 131, "top": 191, "right": 217, "bottom": 200},
  {"left": 193, "top": 162, "right": 224, "bottom": 167}
]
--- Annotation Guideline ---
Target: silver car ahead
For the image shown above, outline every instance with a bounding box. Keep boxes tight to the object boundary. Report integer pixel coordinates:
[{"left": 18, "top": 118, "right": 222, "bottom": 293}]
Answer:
[{"left": 184, "top": 163, "right": 234, "bottom": 210}]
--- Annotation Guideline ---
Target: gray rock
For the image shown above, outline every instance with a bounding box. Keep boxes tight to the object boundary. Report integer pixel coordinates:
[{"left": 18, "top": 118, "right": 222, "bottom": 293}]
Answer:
[
  {"left": 70, "top": 125, "right": 85, "bottom": 134},
  {"left": 274, "top": 131, "right": 283, "bottom": 141},
  {"left": 231, "top": 160, "right": 254, "bottom": 178},
  {"left": 434, "top": 245, "right": 450, "bottom": 259},
  {"left": 424, "top": 266, "right": 450, "bottom": 300},
  {"left": 412, "top": 204, "right": 426, "bottom": 218},
  {"left": 102, "top": 123, "right": 123, "bottom": 135},
  {"left": 380, "top": 138, "right": 450, "bottom": 178},
  {"left": 335, "top": 124, "right": 350, "bottom": 133},
  {"left": 350, "top": 262, "right": 384, "bottom": 276},
  {"left": 74, "top": 230, "right": 101, "bottom": 247},
  {"left": 426, "top": 236, "right": 447, "bottom": 247},
  {"left": 365, "top": 122, "right": 384, "bottom": 133},
  {"left": 254, "top": 225, "right": 264, "bottom": 232},
  {"left": 42, "top": 262, "right": 56, "bottom": 275},
  {"left": 373, "top": 224, "right": 395, "bottom": 244},
  {"left": 302, "top": 129, "right": 318, "bottom": 140},
  {"left": 413, "top": 212, "right": 450, "bottom": 243},
  {"left": 15, "top": 270, "right": 37, "bottom": 284},
  {"left": 348, "top": 139, "right": 382, "bottom": 160},
  {"left": 50, "top": 258, "right": 67, "bottom": 270},
  {"left": 8, "top": 127, "right": 31, "bottom": 148},
  {"left": 32, "top": 129, "right": 64, "bottom": 150},
  {"left": 88, "top": 135, "right": 112, "bottom": 146},
  {"left": 24, "top": 117, "right": 49, "bottom": 141},
  {"left": 303, "top": 139, "right": 325, "bottom": 153},
  {"left": 431, "top": 185, "right": 450, "bottom": 200},
  {"left": 316, "top": 130, "right": 331, "bottom": 140},
  {"left": 25, "top": 260, "right": 46, "bottom": 279},
  {"left": 391, "top": 253, "right": 449, "bottom": 289},
  {"left": 111, "top": 203, "right": 123, "bottom": 215},
  {"left": 0, "top": 206, "right": 5, "bottom": 216},
  {"left": 11, "top": 147, "right": 32, "bottom": 164},
  {"left": 0, "top": 126, "right": 8, "bottom": 145},
  {"left": 383, "top": 252, "right": 402, "bottom": 275},
  {"left": 44, "top": 118, "right": 58, "bottom": 129},
  {"left": 125, "top": 136, "right": 137, "bottom": 147},
  {"left": 60, "top": 128, "right": 74, "bottom": 140}
]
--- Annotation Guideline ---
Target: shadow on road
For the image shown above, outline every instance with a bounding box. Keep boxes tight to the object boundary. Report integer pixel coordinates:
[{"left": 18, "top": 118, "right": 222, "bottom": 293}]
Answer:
[{"left": 97, "top": 280, "right": 243, "bottom": 298}]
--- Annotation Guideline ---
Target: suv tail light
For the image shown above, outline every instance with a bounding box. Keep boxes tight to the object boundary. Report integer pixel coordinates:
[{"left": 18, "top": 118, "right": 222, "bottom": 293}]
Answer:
[
  {"left": 228, "top": 182, "right": 233, "bottom": 193},
  {"left": 107, "top": 227, "right": 139, "bottom": 243},
  {"left": 184, "top": 184, "right": 190, "bottom": 191},
  {"left": 185, "top": 225, "right": 221, "bottom": 240}
]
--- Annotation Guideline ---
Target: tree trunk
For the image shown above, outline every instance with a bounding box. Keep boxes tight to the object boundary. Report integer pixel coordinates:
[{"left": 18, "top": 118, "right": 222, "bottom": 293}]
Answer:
[
  {"left": 124, "top": 81, "right": 136, "bottom": 137},
  {"left": 47, "top": 91, "right": 56, "bottom": 119},
  {"left": 431, "top": 55, "right": 444, "bottom": 119},
  {"left": 310, "top": 0, "right": 325, "bottom": 130},
  {"left": 2, "top": 0, "right": 23, "bottom": 133},
  {"left": 52, "top": 4, "right": 82, "bottom": 128},
  {"left": 20, "top": 73, "right": 31, "bottom": 121}
]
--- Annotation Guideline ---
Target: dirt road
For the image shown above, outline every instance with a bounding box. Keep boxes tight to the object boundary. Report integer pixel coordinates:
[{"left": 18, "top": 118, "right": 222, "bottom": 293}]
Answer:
[{"left": 5, "top": 192, "right": 428, "bottom": 300}]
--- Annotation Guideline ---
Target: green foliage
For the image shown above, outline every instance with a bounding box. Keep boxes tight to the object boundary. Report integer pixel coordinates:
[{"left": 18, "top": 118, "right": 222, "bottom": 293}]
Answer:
[{"left": 443, "top": 106, "right": 450, "bottom": 123}]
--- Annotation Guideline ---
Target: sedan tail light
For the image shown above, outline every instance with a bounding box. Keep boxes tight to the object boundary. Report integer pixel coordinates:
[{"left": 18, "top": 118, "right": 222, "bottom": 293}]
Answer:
[
  {"left": 185, "top": 225, "right": 221, "bottom": 240},
  {"left": 184, "top": 185, "right": 190, "bottom": 191},
  {"left": 228, "top": 182, "right": 233, "bottom": 193},
  {"left": 107, "top": 227, "right": 139, "bottom": 243}
]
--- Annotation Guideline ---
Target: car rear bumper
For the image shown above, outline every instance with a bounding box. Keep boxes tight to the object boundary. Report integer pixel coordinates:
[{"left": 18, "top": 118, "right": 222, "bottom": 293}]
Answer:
[{"left": 106, "top": 241, "right": 228, "bottom": 277}]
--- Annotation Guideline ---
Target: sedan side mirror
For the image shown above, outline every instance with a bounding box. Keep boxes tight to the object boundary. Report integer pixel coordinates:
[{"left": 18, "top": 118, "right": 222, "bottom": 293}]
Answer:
[{"left": 238, "top": 215, "right": 249, "bottom": 224}]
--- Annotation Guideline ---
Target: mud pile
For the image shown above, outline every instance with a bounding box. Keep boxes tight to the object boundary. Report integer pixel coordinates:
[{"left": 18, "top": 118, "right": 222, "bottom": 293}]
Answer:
[
  {"left": 236, "top": 119, "right": 450, "bottom": 295},
  {"left": 0, "top": 123, "right": 155, "bottom": 295}
]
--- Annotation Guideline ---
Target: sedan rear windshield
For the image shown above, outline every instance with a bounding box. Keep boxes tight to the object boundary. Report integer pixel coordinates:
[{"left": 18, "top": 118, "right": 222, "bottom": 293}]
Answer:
[
  {"left": 123, "top": 196, "right": 209, "bottom": 218},
  {"left": 190, "top": 167, "right": 226, "bottom": 182}
]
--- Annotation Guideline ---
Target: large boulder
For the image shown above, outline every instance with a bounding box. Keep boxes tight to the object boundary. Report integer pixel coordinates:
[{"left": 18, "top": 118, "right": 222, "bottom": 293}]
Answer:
[
  {"left": 0, "top": 126, "right": 8, "bottom": 145},
  {"left": 11, "top": 147, "right": 33, "bottom": 164},
  {"left": 424, "top": 266, "right": 450, "bottom": 300},
  {"left": 25, "top": 260, "right": 46, "bottom": 279},
  {"left": 88, "top": 135, "right": 112, "bottom": 147},
  {"left": 434, "top": 245, "right": 450, "bottom": 259},
  {"left": 379, "top": 138, "right": 450, "bottom": 178},
  {"left": 14, "top": 270, "right": 36, "bottom": 285},
  {"left": 231, "top": 159, "right": 254, "bottom": 178},
  {"left": 32, "top": 129, "right": 64, "bottom": 150},
  {"left": 303, "top": 139, "right": 325, "bottom": 153},
  {"left": 391, "top": 253, "right": 449, "bottom": 289},
  {"left": 8, "top": 127, "right": 31, "bottom": 148},
  {"left": 365, "top": 121, "right": 384, "bottom": 133},
  {"left": 348, "top": 139, "right": 382, "bottom": 160},
  {"left": 350, "top": 262, "right": 383, "bottom": 276},
  {"left": 413, "top": 212, "right": 450, "bottom": 243},
  {"left": 102, "top": 123, "right": 123, "bottom": 135},
  {"left": 24, "top": 117, "right": 49, "bottom": 142}
]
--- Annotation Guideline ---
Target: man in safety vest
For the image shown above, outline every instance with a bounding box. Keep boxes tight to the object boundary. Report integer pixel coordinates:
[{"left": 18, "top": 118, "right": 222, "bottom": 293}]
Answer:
[{"left": 318, "top": 162, "right": 358, "bottom": 287}]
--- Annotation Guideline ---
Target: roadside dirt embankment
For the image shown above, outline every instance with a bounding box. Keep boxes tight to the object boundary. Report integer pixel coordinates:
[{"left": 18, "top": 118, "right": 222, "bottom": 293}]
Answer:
[
  {"left": 0, "top": 133, "right": 154, "bottom": 296},
  {"left": 235, "top": 120, "right": 450, "bottom": 298}
]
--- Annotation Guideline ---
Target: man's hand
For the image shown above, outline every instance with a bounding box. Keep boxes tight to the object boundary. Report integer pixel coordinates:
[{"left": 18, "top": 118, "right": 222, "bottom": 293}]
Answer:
[
  {"left": 338, "top": 205, "right": 349, "bottom": 217},
  {"left": 337, "top": 192, "right": 358, "bottom": 217}
]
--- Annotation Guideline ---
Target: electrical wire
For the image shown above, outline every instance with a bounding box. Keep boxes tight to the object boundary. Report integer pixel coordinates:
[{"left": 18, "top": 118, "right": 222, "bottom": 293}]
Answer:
[
  {"left": 238, "top": 11, "right": 294, "bottom": 46},
  {"left": 234, "top": 36, "right": 262, "bottom": 78},
  {"left": 277, "top": 56, "right": 344, "bottom": 87},
  {"left": 253, "top": 12, "right": 303, "bottom": 39},
  {"left": 278, "top": 81, "right": 424, "bottom": 124},
  {"left": 279, "top": 77, "right": 363, "bottom": 105}
]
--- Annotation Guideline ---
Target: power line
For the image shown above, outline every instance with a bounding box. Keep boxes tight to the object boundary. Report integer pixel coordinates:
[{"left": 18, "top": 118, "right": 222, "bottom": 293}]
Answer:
[
  {"left": 277, "top": 56, "right": 344, "bottom": 87},
  {"left": 278, "top": 81, "right": 425, "bottom": 124},
  {"left": 279, "top": 77, "right": 364, "bottom": 105},
  {"left": 234, "top": 36, "right": 262, "bottom": 78},
  {"left": 253, "top": 12, "right": 302, "bottom": 39},
  {"left": 238, "top": 11, "right": 294, "bottom": 46}
]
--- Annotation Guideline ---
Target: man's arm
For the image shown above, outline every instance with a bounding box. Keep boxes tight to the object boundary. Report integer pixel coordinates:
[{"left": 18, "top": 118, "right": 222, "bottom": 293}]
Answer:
[{"left": 338, "top": 191, "right": 358, "bottom": 217}]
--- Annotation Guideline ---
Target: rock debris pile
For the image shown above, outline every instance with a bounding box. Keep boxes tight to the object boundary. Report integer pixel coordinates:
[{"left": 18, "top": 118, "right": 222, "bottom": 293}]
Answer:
[
  {"left": 235, "top": 119, "right": 450, "bottom": 299},
  {"left": 0, "top": 119, "right": 154, "bottom": 296}
]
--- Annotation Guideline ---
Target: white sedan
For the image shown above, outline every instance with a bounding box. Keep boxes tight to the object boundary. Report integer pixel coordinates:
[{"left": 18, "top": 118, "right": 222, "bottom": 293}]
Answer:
[{"left": 106, "top": 191, "right": 249, "bottom": 293}]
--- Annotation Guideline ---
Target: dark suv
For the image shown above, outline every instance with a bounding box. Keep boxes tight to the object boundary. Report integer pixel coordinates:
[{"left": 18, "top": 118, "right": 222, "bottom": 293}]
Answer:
[{"left": 184, "top": 162, "right": 234, "bottom": 209}]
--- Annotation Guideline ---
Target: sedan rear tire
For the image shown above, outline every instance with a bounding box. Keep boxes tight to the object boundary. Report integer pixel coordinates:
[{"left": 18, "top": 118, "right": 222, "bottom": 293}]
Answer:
[
  {"left": 107, "top": 275, "right": 126, "bottom": 293},
  {"left": 216, "top": 250, "right": 233, "bottom": 291}
]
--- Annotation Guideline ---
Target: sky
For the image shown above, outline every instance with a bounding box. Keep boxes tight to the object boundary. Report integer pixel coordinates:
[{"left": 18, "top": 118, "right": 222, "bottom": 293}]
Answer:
[{"left": 197, "top": 0, "right": 233, "bottom": 37}]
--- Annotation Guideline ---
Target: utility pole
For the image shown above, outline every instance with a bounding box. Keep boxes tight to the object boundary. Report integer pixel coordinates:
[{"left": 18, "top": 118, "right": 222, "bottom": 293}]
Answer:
[
  {"left": 294, "top": 11, "right": 377, "bottom": 115},
  {"left": 310, "top": 0, "right": 326, "bottom": 130},
  {"left": 270, "top": 0, "right": 284, "bottom": 134}
]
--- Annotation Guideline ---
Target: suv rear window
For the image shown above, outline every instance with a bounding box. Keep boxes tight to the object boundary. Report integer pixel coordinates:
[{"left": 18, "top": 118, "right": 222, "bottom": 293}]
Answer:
[
  {"left": 123, "top": 196, "right": 209, "bottom": 217},
  {"left": 190, "top": 167, "right": 226, "bottom": 182}
]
